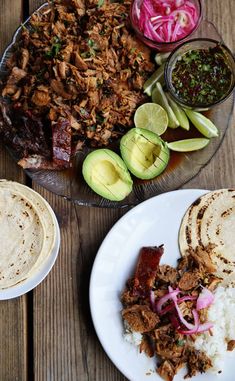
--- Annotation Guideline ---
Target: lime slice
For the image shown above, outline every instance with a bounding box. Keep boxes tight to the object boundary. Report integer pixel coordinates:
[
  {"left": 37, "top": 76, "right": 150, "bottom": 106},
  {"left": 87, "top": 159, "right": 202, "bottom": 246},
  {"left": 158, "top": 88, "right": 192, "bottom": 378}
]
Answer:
[
  {"left": 134, "top": 103, "right": 168, "bottom": 136},
  {"left": 184, "top": 109, "right": 219, "bottom": 138},
  {"left": 167, "top": 138, "right": 210, "bottom": 152},
  {"left": 152, "top": 82, "right": 179, "bottom": 129},
  {"left": 166, "top": 94, "right": 190, "bottom": 131},
  {"left": 143, "top": 64, "right": 165, "bottom": 97},
  {"left": 154, "top": 52, "right": 170, "bottom": 66}
]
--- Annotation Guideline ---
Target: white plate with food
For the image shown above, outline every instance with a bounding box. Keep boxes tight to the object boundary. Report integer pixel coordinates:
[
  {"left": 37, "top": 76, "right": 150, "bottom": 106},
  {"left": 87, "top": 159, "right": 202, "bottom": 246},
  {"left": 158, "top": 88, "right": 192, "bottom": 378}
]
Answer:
[
  {"left": 0, "top": 180, "right": 60, "bottom": 300},
  {"left": 90, "top": 188, "right": 235, "bottom": 381}
]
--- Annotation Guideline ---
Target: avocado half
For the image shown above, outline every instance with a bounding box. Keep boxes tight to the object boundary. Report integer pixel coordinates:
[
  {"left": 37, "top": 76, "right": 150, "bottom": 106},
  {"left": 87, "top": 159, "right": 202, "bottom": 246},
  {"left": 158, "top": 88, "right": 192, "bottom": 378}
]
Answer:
[
  {"left": 120, "top": 128, "right": 170, "bottom": 180},
  {"left": 82, "top": 149, "right": 133, "bottom": 201}
]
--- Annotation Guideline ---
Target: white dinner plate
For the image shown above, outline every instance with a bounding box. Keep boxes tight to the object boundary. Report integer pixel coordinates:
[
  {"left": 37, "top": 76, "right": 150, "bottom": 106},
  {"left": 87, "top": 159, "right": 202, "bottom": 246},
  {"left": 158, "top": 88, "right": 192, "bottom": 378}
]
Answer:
[
  {"left": 0, "top": 194, "right": 60, "bottom": 300},
  {"left": 90, "top": 189, "right": 235, "bottom": 381}
]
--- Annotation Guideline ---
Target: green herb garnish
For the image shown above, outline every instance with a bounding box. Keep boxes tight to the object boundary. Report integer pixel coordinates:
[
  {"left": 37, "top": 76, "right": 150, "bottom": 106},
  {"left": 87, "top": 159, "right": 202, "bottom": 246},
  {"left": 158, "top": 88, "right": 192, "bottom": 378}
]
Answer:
[
  {"left": 45, "top": 36, "right": 62, "bottom": 59},
  {"left": 176, "top": 339, "right": 185, "bottom": 347},
  {"left": 97, "top": 0, "right": 104, "bottom": 8},
  {"left": 88, "top": 39, "right": 95, "bottom": 48}
]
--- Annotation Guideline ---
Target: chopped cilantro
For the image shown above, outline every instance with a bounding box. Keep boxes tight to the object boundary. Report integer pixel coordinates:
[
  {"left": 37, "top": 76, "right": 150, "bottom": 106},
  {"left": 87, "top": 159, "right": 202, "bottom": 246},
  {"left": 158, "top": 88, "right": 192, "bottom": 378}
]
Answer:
[
  {"left": 88, "top": 39, "right": 95, "bottom": 48},
  {"left": 45, "top": 37, "right": 62, "bottom": 59},
  {"left": 176, "top": 339, "right": 185, "bottom": 347},
  {"left": 97, "top": 0, "right": 104, "bottom": 8}
]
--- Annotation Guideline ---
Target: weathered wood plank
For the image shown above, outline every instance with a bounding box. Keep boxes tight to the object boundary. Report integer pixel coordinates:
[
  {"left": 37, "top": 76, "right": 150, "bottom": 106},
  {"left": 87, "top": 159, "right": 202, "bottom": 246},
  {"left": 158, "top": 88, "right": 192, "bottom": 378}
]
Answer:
[
  {"left": 29, "top": 0, "right": 45, "bottom": 12},
  {"left": 32, "top": 186, "right": 127, "bottom": 381},
  {"left": 0, "top": 0, "right": 26, "bottom": 183},
  {"left": 0, "top": 1, "right": 28, "bottom": 381}
]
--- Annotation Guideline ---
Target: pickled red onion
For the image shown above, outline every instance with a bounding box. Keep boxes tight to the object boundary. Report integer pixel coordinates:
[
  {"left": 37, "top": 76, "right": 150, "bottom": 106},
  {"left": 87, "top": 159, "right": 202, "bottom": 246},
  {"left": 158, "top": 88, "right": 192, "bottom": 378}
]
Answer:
[
  {"left": 178, "top": 321, "right": 214, "bottom": 335},
  {"left": 169, "top": 286, "right": 195, "bottom": 330},
  {"left": 196, "top": 287, "right": 215, "bottom": 310},
  {"left": 134, "top": 0, "right": 199, "bottom": 43},
  {"left": 151, "top": 286, "right": 214, "bottom": 335}
]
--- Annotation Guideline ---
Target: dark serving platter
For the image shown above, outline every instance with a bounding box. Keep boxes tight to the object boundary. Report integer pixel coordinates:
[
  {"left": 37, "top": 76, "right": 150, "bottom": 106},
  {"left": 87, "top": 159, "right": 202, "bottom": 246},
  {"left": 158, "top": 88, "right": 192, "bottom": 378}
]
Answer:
[{"left": 0, "top": 2, "right": 234, "bottom": 208}]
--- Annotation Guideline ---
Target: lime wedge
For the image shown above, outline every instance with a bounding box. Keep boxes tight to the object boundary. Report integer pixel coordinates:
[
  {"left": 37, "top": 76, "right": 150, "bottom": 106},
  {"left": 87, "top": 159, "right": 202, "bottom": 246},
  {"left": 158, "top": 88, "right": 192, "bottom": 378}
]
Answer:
[
  {"left": 166, "top": 94, "right": 190, "bottom": 131},
  {"left": 167, "top": 138, "right": 210, "bottom": 152},
  {"left": 154, "top": 52, "right": 170, "bottom": 66},
  {"left": 152, "top": 82, "right": 179, "bottom": 129},
  {"left": 134, "top": 103, "right": 168, "bottom": 136},
  {"left": 143, "top": 64, "right": 165, "bottom": 97},
  {"left": 184, "top": 109, "right": 219, "bottom": 138}
]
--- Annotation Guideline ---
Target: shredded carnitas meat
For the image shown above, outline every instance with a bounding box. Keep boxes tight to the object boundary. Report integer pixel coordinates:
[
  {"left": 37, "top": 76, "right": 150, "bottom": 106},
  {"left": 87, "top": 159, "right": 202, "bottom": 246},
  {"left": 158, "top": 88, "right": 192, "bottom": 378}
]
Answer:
[{"left": 0, "top": 0, "right": 154, "bottom": 169}]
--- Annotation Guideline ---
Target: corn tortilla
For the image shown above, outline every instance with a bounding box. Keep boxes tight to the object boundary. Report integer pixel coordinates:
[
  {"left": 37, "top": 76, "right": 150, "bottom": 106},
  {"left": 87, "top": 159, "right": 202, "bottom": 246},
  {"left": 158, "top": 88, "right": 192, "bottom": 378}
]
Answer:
[
  {"left": 0, "top": 180, "right": 56, "bottom": 289},
  {"left": 179, "top": 189, "right": 235, "bottom": 286}
]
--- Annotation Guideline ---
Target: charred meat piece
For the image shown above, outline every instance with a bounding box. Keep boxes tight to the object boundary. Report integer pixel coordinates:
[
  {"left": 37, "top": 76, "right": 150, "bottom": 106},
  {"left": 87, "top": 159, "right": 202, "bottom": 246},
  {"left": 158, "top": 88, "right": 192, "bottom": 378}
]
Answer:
[
  {"left": 122, "top": 305, "right": 159, "bottom": 333},
  {"left": 140, "top": 335, "right": 155, "bottom": 357},
  {"left": 178, "top": 271, "right": 201, "bottom": 291},
  {"left": 185, "top": 347, "right": 212, "bottom": 378},
  {"left": 18, "top": 155, "right": 64, "bottom": 170},
  {"left": 121, "top": 280, "right": 140, "bottom": 307},
  {"left": 154, "top": 325, "right": 186, "bottom": 360},
  {"left": 0, "top": 101, "right": 51, "bottom": 159},
  {"left": 133, "top": 246, "right": 164, "bottom": 297},
  {"left": 189, "top": 246, "right": 216, "bottom": 274},
  {"left": 227, "top": 340, "right": 235, "bottom": 351},
  {"left": 157, "top": 360, "right": 176, "bottom": 381},
  {"left": 2, "top": 67, "right": 27, "bottom": 97},
  {"left": 52, "top": 118, "right": 71, "bottom": 167},
  {"left": 157, "top": 265, "right": 178, "bottom": 284}
]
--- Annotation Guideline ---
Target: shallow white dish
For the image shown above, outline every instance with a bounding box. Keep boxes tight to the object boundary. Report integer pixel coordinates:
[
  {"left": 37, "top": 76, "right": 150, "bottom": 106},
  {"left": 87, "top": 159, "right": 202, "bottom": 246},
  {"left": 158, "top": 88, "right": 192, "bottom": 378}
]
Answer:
[
  {"left": 0, "top": 194, "right": 60, "bottom": 300},
  {"left": 90, "top": 189, "right": 235, "bottom": 381}
]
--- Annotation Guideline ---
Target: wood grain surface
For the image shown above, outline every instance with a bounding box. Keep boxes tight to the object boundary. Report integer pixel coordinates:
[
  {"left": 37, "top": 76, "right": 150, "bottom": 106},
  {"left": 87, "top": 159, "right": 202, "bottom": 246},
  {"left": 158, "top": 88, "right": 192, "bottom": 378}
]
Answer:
[
  {"left": 0, "top": 2, "right": 28, "bottom": 381},
  {"left": 0, "top": 1, "right": 234, "bottom": 381}
]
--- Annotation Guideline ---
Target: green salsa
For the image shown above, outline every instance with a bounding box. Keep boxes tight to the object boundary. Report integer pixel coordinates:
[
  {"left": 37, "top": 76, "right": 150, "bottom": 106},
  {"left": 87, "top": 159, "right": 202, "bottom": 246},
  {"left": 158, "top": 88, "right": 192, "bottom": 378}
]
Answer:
[{"left": 171, "top": 46, "right": 233, "bottom": 106}]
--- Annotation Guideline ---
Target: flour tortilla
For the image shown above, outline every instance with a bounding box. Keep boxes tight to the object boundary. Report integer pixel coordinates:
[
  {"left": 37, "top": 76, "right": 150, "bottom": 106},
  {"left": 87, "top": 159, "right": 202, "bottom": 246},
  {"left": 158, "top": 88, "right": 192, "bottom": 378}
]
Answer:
[
  {"left": 179, "top": 189, "right": 235, "bottom": 286},
  {"left": 0, "top": 180, "right": 57, "bottom": 289}
]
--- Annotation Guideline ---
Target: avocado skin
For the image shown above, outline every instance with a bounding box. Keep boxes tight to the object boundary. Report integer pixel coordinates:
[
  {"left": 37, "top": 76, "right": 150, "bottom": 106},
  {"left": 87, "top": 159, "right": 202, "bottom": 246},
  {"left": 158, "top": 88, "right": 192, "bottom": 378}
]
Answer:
[
  {"left": 120, "top": 128, "right": 170, "bottom": 180},
  {"left": 82, "top": 148, "right": 133, "bottom": 201}
]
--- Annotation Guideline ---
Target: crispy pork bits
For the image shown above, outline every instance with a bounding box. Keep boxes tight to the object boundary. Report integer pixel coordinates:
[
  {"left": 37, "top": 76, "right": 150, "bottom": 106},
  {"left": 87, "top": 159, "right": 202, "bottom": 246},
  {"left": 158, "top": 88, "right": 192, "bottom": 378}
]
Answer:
[{"left": 0, "top": 0, "right": 154, "bottom": 169}]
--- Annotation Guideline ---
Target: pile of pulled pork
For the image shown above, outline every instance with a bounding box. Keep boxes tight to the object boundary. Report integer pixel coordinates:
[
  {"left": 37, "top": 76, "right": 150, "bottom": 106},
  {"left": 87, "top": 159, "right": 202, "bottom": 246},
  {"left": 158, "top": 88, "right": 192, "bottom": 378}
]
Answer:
[
  {"left": 121, "top": 245, "right": 224, "bottom": 381},
  {"left": 0, "top": 0, "right": 154, "bottom": 170}
]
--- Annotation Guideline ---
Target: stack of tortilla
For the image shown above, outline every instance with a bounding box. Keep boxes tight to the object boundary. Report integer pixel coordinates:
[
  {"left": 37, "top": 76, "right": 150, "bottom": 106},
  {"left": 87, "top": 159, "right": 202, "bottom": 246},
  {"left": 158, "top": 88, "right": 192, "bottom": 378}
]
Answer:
[
  {"left": 179, "top": 189, "right": 235, "bottom": 286},
  {"left": 0, "top": 180, "right": 57, "bottom": 289}
]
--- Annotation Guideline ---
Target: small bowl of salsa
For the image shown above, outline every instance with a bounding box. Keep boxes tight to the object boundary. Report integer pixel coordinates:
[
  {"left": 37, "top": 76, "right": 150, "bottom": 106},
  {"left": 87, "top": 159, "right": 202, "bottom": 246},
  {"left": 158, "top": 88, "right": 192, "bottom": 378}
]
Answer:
[{"left": 165, "top": 38, "right": 235, "bottom": 110}]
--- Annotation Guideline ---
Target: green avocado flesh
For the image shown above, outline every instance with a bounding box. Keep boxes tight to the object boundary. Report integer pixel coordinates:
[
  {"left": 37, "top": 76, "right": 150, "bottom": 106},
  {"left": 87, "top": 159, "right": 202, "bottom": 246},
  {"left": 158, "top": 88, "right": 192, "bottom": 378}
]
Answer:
[
  {"left": 120, "top": 128, "right": 170, "bottom": 180},
  {"left": 82, "top": 149, "right": 133, "bottom": 201}
]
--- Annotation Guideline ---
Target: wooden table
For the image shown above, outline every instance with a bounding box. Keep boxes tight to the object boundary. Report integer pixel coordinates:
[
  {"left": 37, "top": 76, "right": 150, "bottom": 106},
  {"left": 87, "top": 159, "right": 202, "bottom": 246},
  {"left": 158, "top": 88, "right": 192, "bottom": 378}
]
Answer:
[{"left": 0, "top": 1, "right": 234, "bottom": 380}]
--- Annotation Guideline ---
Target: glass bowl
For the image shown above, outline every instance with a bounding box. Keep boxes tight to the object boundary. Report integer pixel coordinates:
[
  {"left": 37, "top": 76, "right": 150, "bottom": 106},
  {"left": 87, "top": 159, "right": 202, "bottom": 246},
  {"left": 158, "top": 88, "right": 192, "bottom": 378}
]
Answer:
[
  {"left": 164, "top": 38, "right": 235, "bottom": 111},
  {"left": 129, "top": 0, "right": 202, "bottom": 52}
]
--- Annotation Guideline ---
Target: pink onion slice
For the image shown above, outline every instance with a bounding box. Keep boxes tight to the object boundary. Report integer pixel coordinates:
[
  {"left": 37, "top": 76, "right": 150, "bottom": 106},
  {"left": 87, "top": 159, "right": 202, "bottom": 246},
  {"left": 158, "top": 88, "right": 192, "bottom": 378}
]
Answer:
[
  {"left": 196, "top": 287, "right": 215, "bottom": 311},
  {"left": 158, "top": 295, "right": 197, "bottom": 315},
  {"left": 151, "top": 285, "right": 214, "bottom": 336},
  {"left": 169, "top": 286, "right": 195, "bottom": 330},
  {"left": 155, "top": 287, "right": 180, "bottom": 313},
  {"left": 178, "top": 321, "right": 214, "bottom": 335},
  {"left": 177, "top": 309, "right": 199, "bottom": 334}
]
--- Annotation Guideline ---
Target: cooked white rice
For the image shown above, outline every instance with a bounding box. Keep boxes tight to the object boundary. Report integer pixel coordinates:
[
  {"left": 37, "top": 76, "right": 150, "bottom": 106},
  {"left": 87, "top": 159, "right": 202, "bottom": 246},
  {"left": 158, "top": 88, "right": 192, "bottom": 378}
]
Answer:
[
  {"left": 194, "top": 286, "right": 235, "bottom": 373},
  {"left": 123, "top": 320, "right": 143, "bottom": 346}
]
